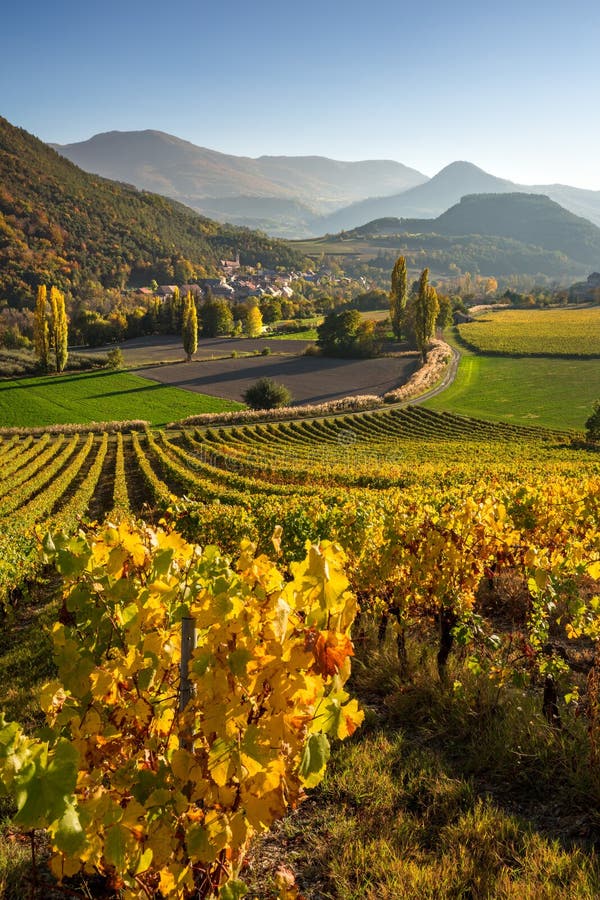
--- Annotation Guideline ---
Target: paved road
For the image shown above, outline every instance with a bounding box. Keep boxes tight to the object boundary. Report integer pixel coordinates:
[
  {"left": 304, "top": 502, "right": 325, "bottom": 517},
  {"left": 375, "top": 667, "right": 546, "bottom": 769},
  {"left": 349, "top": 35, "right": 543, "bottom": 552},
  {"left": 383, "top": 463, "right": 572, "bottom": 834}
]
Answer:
[{"left": 411, "top": 344, "right": 461, "bottom": 405}]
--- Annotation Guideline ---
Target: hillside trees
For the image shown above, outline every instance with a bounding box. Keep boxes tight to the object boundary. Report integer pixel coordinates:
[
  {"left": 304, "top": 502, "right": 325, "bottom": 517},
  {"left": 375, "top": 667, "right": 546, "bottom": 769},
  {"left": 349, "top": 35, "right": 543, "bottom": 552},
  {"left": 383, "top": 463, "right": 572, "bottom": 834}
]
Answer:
[
  {"left": 390, "top": 255, "right": 408, "bottom": 339},
  {"left": 182, "top": 291, "right": 198, "bottom": 361}
]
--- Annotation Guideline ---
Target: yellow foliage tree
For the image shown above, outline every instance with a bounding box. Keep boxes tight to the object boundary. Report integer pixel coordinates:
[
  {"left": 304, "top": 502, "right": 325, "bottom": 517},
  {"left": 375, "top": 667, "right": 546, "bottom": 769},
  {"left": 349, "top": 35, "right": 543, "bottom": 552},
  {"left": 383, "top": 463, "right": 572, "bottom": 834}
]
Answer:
[
  {"left": 244, "top": 305, "right": 263, "bottom": 337},
  {"left": 33, "top": 284, "right": 50, "bottom": 370},
  {"left": 49, "top": 286, "right": 68, "bottom": 372}
]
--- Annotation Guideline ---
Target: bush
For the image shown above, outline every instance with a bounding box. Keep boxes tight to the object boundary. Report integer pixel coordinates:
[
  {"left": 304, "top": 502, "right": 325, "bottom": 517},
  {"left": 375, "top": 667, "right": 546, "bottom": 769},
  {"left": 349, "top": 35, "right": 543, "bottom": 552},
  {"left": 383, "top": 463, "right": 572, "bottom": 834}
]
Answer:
[
  {"left": 243, "top": 377, "right": 292, "bottom": 410},
  {"left": 585, "top": 400, "right": 600, "bottom": 441},
  {"left": 106, "top": 347, "right": 124, "bottom": 369},
  {"left": 261, "top": 346, "right": 271, "bottom": 356},
  {"left": 303, "top": 343, "right": 321, "bottom": 356}
]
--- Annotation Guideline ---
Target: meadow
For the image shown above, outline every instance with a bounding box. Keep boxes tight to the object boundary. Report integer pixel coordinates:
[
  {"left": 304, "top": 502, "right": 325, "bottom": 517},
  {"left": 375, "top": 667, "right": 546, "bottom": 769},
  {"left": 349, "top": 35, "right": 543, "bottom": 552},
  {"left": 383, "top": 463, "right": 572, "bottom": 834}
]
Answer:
[
  {"left": 456, "top": 306, "right": 600, "bottom": 357},
  {"left": 0, "top": 369, "right": 242, "bottom": 428},
  {"left": 424, "top": 336, "right": 600, "bottom": 431}
]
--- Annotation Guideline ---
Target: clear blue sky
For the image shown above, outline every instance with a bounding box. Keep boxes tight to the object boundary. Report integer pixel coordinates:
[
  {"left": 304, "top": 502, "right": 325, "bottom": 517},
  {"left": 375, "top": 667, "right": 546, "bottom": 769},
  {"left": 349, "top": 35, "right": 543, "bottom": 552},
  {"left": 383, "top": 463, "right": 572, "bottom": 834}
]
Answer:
[{"left": 2, "top": 0, "right": 600, "bottom": 187}]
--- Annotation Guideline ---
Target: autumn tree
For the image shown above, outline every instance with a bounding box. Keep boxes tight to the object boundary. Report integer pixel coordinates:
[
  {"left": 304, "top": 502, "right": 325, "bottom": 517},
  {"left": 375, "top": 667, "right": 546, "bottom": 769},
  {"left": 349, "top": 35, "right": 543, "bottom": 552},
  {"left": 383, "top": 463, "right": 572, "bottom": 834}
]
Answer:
[
  {"left": 414, "top": 268, "right": 439, "bottom": 363},
  {"left": 244, "top": 305, "right": 263, "bottom": 337},
  {"left": 182, "top": 291, "right": 198, "bottom": 362},
  {"left": 34, "top": 284, "right": 50, "bottom": 370},
  {"left": 390, "top": 255, "right": 408, "bottom": 340},
  {"left": 49, "top": 287, "right": 69, "bottom": 372}
]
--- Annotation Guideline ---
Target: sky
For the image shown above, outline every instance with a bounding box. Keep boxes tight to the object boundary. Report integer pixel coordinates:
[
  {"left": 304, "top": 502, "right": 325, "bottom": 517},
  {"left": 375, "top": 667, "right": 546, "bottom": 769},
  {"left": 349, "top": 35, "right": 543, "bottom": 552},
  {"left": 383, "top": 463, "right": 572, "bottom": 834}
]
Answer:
[{"left": 2, "top": 0, "right": 600, "bottom": 188}]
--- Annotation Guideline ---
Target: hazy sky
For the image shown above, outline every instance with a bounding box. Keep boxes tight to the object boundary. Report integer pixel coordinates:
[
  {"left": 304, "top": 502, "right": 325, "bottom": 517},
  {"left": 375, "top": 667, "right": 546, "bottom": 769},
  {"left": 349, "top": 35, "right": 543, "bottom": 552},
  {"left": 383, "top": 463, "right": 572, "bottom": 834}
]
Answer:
[{"left": 3, "top": 0, "right": 600, "bottom": 188}]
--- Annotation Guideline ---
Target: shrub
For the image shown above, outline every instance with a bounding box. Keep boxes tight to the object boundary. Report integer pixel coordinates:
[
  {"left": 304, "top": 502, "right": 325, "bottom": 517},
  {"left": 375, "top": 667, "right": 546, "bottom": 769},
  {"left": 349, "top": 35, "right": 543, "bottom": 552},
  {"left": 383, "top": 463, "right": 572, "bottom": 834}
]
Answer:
[
  {"left": 585, "top": 400, "right": 600, "bottom": 441},
  {"left": 243, "top": 377, "right": 292, "bottom": 410},
  {"left": 261, "top": 346, "right": 271, "bottom": 356},
  {"left": 106, "top": 346, "right": 124, "bottom": 369},
  {"left": 303, "top": 343, "right": 321, "bottom": 356}
]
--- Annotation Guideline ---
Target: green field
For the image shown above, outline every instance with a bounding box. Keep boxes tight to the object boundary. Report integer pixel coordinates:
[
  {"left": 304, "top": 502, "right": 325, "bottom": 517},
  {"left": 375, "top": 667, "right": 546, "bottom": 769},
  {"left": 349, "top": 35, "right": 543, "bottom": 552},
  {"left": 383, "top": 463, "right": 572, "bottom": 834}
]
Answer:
[
  {"left": 0, "top": 370, "right": 242, "bottom": 428},
  {"left": 424, "top": 351, "right": 600, "bottom": 430},
  {"left": 457, "top": 307, "right": 600, "bottom": 357}
]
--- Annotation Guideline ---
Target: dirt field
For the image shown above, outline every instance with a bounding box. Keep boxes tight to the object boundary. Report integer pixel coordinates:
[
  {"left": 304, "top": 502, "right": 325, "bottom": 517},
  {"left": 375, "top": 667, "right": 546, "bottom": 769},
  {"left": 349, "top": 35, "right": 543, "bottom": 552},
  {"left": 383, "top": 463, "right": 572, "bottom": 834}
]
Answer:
[
  {"left": 92, "top": 335, "right": 311, "bottom": 365},
  {"left": 136, "top": 353, "right": 418, "bottom": 405}
]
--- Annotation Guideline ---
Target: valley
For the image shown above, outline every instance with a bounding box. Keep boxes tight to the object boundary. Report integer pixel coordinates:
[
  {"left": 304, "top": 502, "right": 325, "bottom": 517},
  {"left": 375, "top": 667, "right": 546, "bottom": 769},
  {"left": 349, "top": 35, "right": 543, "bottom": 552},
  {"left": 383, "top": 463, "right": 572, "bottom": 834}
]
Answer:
[{"left": 1, "top": 113, "right": 600, "bottom": 900}]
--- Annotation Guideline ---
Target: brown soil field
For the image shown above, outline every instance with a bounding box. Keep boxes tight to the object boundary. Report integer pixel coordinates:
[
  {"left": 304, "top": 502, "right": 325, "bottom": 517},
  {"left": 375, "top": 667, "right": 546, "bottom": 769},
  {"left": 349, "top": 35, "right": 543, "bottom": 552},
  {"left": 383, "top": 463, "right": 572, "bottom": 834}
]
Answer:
[
  {"left": 92, "top": 335, "right": 311, "bottom": 365},
  {"left": 135, "top": 353, "right": 418, "bottom": 405}
]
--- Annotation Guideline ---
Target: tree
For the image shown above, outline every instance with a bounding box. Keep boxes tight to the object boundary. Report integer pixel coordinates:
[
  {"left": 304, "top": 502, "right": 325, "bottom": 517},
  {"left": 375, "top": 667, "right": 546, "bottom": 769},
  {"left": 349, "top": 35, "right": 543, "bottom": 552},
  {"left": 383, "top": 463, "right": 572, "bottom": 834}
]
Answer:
[
  {"left": 182, "top": 292, "right": 198, "bottom": 361},
  {"left": 200, "top": 299, "right": 234, "bottom": 337},
  {"left": 169, "top": 286, "right": 182, "bottom": 333},
  {"left": 49, "top": 286, "right": 68, "bottom": 372},
  {"left": 317, "top": 308, "right": 375, "bottom": 357},
  {"left": 242, "top": 377, "right": 292, "bottom": 409},
  {"left": 414, "top": 268, "right": 439, "bottom": 364},
  {"left": 260, "top": 297, "right": 282, "bottom": 324},
  {"left": 33, "top": 284, "right": 50, "bottom": 370},
  {"left": 244, "top": 305, "right": 263, "bottom": 337},
  {"left": 585, "top": 400, "right": 600, "bottom": 441},
  {"left": 435, "top": 292, "right": 454, "bottom": 330},
  {"left": 390, "top": 255, "right": 408, "bottom": 340}
]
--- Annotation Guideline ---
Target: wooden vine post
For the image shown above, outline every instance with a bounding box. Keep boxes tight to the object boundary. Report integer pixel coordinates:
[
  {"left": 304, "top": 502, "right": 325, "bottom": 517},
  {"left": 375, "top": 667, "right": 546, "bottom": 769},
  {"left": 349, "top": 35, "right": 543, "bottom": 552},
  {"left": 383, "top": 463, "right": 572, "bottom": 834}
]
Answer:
[{"left": 179, "top": 616, "right": 197, "bottom": 750}]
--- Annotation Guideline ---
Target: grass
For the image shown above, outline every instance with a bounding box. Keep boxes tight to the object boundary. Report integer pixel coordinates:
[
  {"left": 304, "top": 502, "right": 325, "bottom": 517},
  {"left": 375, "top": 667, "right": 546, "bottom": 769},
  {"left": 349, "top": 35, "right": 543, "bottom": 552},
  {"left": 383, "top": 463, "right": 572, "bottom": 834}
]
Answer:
[
  {"left": 0, "top": 369, "right": 243, "bottom": 428},
  {"left": 424, "top": 337, "right": 600, "bottom": 431},
  {"left": 457, "top": 307, "right": 600, "bottom": 357},
  {"left": 269, "top": 328, "right": 319, "bottom": 341},
  {"left": 245, "top": 629, "right": 600, "bottom": 899}
]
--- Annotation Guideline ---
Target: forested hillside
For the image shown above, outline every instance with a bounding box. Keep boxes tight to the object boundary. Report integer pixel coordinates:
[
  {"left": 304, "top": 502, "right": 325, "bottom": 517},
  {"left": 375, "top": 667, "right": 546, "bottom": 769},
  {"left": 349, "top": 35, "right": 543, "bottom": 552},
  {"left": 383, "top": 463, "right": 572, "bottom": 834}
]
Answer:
[{"left": 0, "top": 118, "right": 305, "bottom": 306}]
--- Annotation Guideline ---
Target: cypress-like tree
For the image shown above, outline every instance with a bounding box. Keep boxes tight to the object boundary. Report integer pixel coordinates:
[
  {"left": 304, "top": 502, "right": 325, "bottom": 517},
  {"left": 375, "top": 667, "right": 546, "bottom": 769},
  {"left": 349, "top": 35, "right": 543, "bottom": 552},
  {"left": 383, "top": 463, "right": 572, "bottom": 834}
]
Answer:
[
  {"left": 414, "top": 268, "right": 439, "bottom": 363},
  {"left": 390, "top": 255, "right": 407, "bottom": 340},
  {"left": 49, "top": 286, "right": 69, "bottom": 372},
  {"left": 182, "top": 291, "right": 198, "bottom": 362},
  {"left": 34, "top": 284, "right": 50, "bottom": 370}
]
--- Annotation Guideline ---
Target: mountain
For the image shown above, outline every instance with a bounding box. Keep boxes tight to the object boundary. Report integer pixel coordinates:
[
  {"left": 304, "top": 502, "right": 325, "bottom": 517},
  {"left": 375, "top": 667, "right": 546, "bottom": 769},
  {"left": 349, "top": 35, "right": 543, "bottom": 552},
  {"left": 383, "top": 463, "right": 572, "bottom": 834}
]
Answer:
[
  {"left": 426, "top": 193, "right": 600, "bottom": 266},
  {"left": 314, "top": 162, "right": 600, "bottom": 235},
  {"left": 0, "top": 118, "right": 306, "bottom": 305},
  {"left": 308, "top": 193, "right": 600, "bottom": 280},
  {"left": 51, "top": 130, "right": 427, "bottom": 236}
]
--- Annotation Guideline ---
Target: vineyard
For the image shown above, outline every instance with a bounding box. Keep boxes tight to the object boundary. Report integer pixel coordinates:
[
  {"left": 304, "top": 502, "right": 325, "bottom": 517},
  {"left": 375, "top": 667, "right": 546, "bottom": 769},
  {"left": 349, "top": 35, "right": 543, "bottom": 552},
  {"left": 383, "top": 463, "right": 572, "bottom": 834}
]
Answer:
[
  {"left": 1, "top": 405, "right": 600, "bottom": 897},
  {"left": 456, "top": 307, "right": 600, "bottom": 357},
  {"left": 0, "top": 405, "right": 593, "bottom": 607}
]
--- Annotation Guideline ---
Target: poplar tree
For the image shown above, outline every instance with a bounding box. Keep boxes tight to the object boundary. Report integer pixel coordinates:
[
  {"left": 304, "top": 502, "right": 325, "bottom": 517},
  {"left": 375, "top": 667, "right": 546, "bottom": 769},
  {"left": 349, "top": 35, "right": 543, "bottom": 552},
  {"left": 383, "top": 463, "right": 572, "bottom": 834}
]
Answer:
[
  {"left": 244, "top": 305, "right": 263, "bottom": 338},
  {"left": 414, "top": 268, "right": 439, "bottom": 363},
  {"left": 49, "top": 286, "right": 69, "bottom": 372},
  {"left": 182, "top": 291, "right": 198, "bottom": 362},
  {"left": 34, "top": 285, "right": 50, "bottom": 370},
  {"left": 170, "top": 286, "right": 182, "bottom": 333},
  {"left": 390, "top": 255, "right": 407, "bottom": 340}
]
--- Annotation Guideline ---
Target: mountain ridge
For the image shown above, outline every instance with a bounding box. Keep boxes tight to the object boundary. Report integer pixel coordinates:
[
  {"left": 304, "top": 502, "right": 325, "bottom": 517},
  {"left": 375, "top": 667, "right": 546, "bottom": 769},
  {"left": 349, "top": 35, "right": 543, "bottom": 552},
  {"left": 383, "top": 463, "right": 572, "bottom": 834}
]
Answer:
[
  {"left": 0, "top": 117, "right": 306, "bottom": 305},
  {"left": 52, "top": 130, "right": 427, "bottom": 235},
  {"left": 52, "top": 134, "right": 600, "bottom": 236},
  {"left": 315, "top": 162, "right": 600, "bottom": 234}
]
